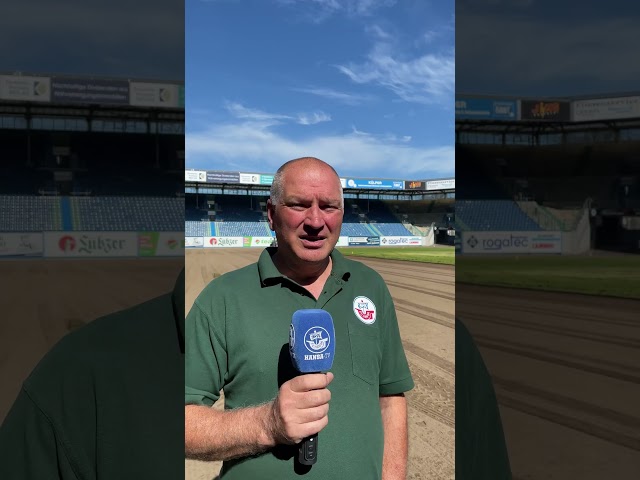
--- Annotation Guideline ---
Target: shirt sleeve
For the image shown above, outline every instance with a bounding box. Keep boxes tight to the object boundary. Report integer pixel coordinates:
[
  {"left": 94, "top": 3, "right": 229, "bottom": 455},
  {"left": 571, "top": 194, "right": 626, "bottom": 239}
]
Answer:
[
  {"left": 0, "top": 388, "right": 80, "bottom": 479},
  {"left": 185, "top": 294, "right": 228, "bottom": 407},
  {"left": 378, "top": 285, "right": 415, "bottom": 396}
]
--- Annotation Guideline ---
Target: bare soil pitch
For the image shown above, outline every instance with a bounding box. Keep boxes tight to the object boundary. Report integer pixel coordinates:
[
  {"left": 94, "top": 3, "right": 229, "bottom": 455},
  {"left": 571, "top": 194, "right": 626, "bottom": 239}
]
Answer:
[{"left": 185, "top": 249, "right": 455, "bottom": 480}]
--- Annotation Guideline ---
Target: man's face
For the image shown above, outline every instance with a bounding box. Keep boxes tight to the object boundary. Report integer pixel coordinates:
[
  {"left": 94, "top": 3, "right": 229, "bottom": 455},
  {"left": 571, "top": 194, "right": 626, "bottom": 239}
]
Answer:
[{"left": 268, "top": 163, "right": 343, "bottom": 264}]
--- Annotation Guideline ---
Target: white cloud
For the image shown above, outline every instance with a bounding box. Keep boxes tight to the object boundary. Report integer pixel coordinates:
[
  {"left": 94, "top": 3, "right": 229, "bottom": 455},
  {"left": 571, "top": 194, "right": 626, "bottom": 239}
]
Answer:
[
  {"left": 296, "top": 111, "right": 332, "bottom": 125},
  {"left": 276, "top": 0, "right": 396, "bottom": 22},
  {"left": 224, "top": 101, "right": 292, "bottom": 122},
  {"left": 224, "top": 101, "right": 331, "bottom": 126},
  {"left": 186, "top": 120, "right": 453, "bottom": 178},
  {"left": 336, "top": 32, "right": 454, "bottom": 105},
  {"left": 293, "top": 87, "right": 374, "bottom": 105}
]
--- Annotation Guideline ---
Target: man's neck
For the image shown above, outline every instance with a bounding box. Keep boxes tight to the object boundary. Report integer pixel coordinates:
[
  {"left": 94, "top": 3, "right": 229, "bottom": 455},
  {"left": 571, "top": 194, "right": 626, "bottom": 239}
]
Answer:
[{"left": 272, "top": 251, "right": 332, "bottom": 287}]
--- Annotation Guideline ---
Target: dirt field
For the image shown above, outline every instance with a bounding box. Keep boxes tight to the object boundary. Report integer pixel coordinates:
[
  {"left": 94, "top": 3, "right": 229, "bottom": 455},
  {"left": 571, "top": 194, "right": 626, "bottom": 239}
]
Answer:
[
  {"left": 185, "top": 248, "right": 455, "bottom": 480},
  {"left": 0, "top": 258, "right": 184, "bottom": 422},
  {"left": 457, "top": 284, "right": 640, "bottom": 479}
]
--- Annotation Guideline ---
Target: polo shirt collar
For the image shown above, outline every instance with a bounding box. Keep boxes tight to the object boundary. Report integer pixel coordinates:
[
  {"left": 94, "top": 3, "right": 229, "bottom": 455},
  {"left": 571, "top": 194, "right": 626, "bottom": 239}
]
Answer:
[{"left": 258, "top": 247, "right": 351, "bottom": 286}]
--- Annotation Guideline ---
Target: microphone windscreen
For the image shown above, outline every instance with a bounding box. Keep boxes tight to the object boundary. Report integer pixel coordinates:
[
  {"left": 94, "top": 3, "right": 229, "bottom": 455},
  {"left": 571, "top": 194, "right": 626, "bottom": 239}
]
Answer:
[{"left": 289, "top": 309, "right": 335, "bottom": 373}]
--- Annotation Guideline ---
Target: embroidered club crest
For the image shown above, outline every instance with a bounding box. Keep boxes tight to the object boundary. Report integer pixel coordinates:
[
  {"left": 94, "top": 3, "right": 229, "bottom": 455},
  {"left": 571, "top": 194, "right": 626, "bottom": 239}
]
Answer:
[{"left": 353, "top": 296, "right": 376, "bottom": 324}]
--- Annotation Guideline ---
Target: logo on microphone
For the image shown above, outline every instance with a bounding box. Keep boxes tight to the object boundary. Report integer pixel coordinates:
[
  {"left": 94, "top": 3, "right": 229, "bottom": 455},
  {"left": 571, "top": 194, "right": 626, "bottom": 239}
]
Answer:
[
  {"left": 304, "top": 327, "right": 330, "bottom": 354},
  {"left": 353, "top": 296, "right": 377, "bottom": 324}
]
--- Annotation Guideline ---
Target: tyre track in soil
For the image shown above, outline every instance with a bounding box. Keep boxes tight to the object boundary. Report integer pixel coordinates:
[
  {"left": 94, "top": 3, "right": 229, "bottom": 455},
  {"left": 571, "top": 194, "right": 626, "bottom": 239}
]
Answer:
[
  {"left": 387, "top": 281, "right": 455, "bottom": 301},
  {"left": 394, "top": 299, "right": 455, "bottom": 330},
  {"left": 473, "top": 333, "right": 640, "bottom": 375},
  {"left": 476, "top": 337, "right": 640, "bottom": 385},
  {"left": 495, "top": 392, "right": 640, "bottom": 452},
  {"left": 460, "top": 300, "right": 640, "bottom": 329},
  {"left": 468, "top": 312, "right": 640, "bottom": 350},
  {"left": 406, "top": 358, "right": 455, "bottom": 429},
  {"left": 347, "top": 256, "right": 455, "bottom": 277}
]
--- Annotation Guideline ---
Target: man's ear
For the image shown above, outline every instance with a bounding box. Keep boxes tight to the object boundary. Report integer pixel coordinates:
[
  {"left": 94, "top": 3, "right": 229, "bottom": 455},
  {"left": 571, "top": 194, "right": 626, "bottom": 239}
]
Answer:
[{"left": 266, "top": 198, "right": 275, "bottom": 230}]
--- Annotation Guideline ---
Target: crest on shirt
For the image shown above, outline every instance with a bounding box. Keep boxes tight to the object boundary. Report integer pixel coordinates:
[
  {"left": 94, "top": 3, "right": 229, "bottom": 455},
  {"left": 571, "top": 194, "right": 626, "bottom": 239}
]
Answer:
[{"left": 353, "top": 296, "right": 376, "bottom": 325}]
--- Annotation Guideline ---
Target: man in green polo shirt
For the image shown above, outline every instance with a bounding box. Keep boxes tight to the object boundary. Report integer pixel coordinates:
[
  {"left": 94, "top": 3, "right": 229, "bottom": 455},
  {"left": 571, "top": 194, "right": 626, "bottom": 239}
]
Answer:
[{"left": 185, "top": 157, "right": 414, "bottom": 479}]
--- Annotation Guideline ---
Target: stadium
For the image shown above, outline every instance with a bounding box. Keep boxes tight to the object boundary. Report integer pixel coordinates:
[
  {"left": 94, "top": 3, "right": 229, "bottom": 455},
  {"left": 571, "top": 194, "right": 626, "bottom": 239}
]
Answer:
[
  {"left": 183, "top": 168, "right": 457, "bottom": 479},
  {"left": 456, "top": 93, "right": 640, "bottom": 479},
  {"left": 184, "top": 168, "right": 456, "bottom": 249},
  {"left": 0, "top": 72, "right": 184, "bottom": 423}
]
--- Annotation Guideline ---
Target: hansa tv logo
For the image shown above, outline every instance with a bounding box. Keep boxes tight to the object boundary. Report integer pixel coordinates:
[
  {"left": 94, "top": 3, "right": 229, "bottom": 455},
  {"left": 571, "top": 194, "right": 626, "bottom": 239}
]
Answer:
[{"left": 303, "top": 327, "right": 331, "bottom": 360}]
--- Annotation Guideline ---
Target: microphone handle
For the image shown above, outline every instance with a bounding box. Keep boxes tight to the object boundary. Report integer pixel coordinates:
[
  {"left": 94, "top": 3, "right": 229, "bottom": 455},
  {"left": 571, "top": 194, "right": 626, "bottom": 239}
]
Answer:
[{"left": 298, "top": 432, "right": 318, "bottom": 465}]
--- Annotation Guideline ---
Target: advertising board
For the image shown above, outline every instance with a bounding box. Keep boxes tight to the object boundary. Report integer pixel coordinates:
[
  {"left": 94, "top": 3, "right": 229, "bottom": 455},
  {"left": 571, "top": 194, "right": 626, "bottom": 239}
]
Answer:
[
  {"left": 0, "top": 75, "right": 51, "bottom": 102},
  {"left": 336, "top": 236, "right": 349, "bottom": 247},
  {"left": 243, "top": 237, "right": 273, "bottom": 247},
  {"left": 129, "top": 82, "right": 181, "bottom": 108},
  {"left": 239, "top": 173, "right": 261, "bottom": 184},
  {"left": 344, "top": 178, "right": 404, "bottom": 190},
  {"left": 203, "top": 237, "right": 243, "bottom": 248},
  {"left": 185, "top": 237, "right": 204, "bottom": 247},
  {"left": 455, "top": 97, "right": 518, "bottom": 120},
  {"left": 207, "top": 171, "right": 240, "bottom": 183},
  {"left": 572, "top": 96, "right": 640, "bottom": 122},
  {"left": 426, "top": 179, "right": 455, "bottom": 191},
  {"left": 348, "top": 236, "right": 380, "bottom": 246},
  {"left": 185, "top": 170, "right": 207, "bottom": 182},
  {"left": 44, "top": 232, "right": 137, "bottom": 257},
  {"left": 461, "top": 231, "right": 562, "bottom": 254},
  {"left": 380, "top": 236, "right": 422, "bottom": 246},
  {"left": 0, "top": 233, "right": 43, "bottom": 256},
  {"left": 138, "top": 232, "right": 184, "bottom": 256},
  {"left": 520, "top": 100, "right": 570, "bottom": 121},
  {"left": 404, "top": 180, "right": 426, "bottom": 190},
  {"left": 51, "top": 77, "right": 129, "bottom": 105}
]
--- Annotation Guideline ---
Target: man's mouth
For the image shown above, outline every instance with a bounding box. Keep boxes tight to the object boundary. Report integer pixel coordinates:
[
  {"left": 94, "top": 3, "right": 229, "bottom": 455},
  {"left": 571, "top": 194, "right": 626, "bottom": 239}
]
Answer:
[{"left": 300, "top": 236, "right": 326, "bottom": 247}]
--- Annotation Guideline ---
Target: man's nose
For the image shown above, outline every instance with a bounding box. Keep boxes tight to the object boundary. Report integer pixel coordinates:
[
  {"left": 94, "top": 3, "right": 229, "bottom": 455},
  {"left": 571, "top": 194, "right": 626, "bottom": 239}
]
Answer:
[{"left": 304, "top": 205, "right": 324, "bottom": 229}]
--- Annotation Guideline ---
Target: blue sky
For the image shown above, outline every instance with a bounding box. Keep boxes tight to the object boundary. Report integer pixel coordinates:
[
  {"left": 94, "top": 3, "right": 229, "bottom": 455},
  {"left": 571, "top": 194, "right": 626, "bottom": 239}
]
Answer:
[{"left": 186, "top": 0, "right": 455, "bottom": 181}]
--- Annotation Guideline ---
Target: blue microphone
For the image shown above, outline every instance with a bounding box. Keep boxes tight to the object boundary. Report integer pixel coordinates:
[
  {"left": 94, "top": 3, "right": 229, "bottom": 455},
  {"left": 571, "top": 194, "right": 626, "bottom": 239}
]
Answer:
[{"left": 289, "top": 309, "right": 335, "bottom": 465}]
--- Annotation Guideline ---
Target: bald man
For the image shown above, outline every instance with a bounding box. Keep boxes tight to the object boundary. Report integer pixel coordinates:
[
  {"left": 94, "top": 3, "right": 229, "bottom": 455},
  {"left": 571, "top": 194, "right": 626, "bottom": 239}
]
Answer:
[{"left": 185, "top": 158, "right": 414, "bottom": 479}]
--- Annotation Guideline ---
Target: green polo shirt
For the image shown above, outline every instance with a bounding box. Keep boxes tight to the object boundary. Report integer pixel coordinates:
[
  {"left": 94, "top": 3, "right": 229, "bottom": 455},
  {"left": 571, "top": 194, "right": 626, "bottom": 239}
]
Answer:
[
  {"left": 0, "top": 270, "right": 185, "bottom": 479},
  {"left": 185, "top": 247, "right": 414, "bottom": 480}
]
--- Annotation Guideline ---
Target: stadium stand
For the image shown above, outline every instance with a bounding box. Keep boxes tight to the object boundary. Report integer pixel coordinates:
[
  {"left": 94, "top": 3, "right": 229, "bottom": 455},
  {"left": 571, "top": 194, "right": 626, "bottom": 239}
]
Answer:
[
  {"left": 456, "top": 200, "right": 543, "bottom": 231},
  {"left": 0, "top": 196, "right": 62, "bottom": 231}
]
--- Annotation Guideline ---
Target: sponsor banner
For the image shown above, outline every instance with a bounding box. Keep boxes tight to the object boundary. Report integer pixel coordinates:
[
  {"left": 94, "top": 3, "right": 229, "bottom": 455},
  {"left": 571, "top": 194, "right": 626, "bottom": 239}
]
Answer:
[
  {"left": 260, "top": 175, "right": 274, "bottom": 185},
  {"left": 520, "top": 100, "right": 570, "bottom": 121},
  {"left": 185, "top": 170, "right": 207, "bottom": 182},
  {"left": 336, "top": 236, "right": 349, "bottom": 247},
  {"left": 0, "top": 75, "right": 51, "bottom": 102},
  {"left": 51, "top": 77, "right": 129, "bottom": 105},
  {"left": 185, "top": 237, "right": 204, "bottom": 247},
  {"left": 129, "top": 82, "right": 180, "bottom": 108},
  {"left": 455, "top": 97, "right": 518, "bottom": 120},
  {"left": 348, "top": 236, "right": 380, "bottom": 246},
  {"left": 44, "top": 232, "right": 137, "bottom": 257},
  {"left": 572, "top": 96, "right": 640, "bottom": 122},
  {"left": 138, "top": 232, "right": 184, "bottom": 256},
  {"left": 380, "top": 236, "right": 422, "bottom": 246},
  {"left": 239, "top": 173, "right": 261, "bottom": 184},
  {"left": 426, "top": 178, "right": 455, "bottom": 190},
  {"left": 345, "top": 178, "right": 404, "bottom": 190},
  {"left": 204, "top": 236, "right": 243, "bottom": 248},
  {"left": 0, "top": 233, "right": 43, "bottom": 256},
  {"left": 340, "top": 178, "right": 347, "bottom": 189},
  {"left": 207, "top": 171, "right": 240, "bottom": 183},
  {"left": 405, "top": 180, "right": 426, "bottom": 190},
  {"left": 244, "top": 237, "right": 274, "bottom": 247},
  {"left": 462, "top": 231, "right": 562, "bottom": 254}
]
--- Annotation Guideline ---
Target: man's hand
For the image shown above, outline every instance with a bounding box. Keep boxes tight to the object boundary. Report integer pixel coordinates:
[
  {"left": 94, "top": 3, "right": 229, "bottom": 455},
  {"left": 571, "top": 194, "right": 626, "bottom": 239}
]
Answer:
[
  {"left": 185, "top": 372, "right": 334, "bottom": 462},
  {"left": 268, "top": 372, "right": 334, "bottom": 445}
]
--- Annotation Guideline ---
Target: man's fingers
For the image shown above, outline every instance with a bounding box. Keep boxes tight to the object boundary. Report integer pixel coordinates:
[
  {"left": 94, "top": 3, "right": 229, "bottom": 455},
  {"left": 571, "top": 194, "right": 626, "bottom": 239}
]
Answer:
[
  {"left": 289, "top": 372, "right": 334, "bottom": 393},
  {"left": 300, "top": 388, "right": 331, "bottom": 408}
]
